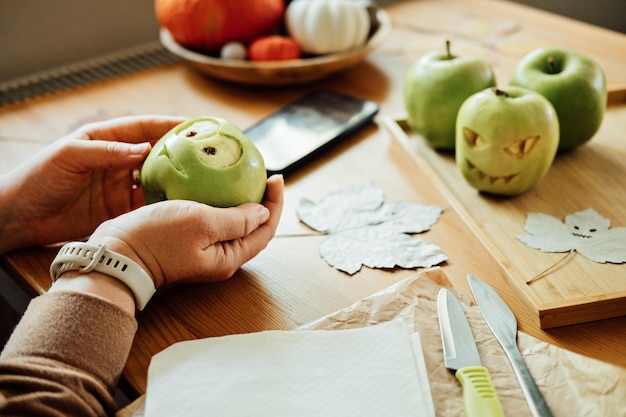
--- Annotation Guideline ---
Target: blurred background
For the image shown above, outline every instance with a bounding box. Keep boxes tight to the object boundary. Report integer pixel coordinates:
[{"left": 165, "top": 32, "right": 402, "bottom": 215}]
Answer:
[{"left": 0, "top": 0, "right": 625, "bottom": 83}]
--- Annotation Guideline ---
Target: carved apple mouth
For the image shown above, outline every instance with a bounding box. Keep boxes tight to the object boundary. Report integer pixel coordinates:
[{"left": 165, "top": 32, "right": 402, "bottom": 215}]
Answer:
[
  {"left": 159, "top": 144, "right": 187, "bottom": 175},
  {"left": 465, "top": 159, "right": 520, "bottom": 185},
  {"left": 571, "top": 232, "right": 592, "bottom": 239}
]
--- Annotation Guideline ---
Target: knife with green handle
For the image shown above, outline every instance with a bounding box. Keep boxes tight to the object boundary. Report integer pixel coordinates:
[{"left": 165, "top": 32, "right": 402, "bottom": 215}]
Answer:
[{"left": 437, "top": 288, "right": 505, "bottom": 417}]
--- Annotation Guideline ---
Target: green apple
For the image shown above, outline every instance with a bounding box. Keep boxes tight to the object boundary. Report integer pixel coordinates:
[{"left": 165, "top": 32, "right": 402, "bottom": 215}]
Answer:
[
  {"left": 404, "top": 40, "right": 496, "bottom": 150},
  {"left": 141, "top": 116, "right": 266, "bottom": 208},
  {"left": 456, "top": 86, "right": 559, "bottom": 196},
  {"left": 510, "top": 47, "right": 607, "bottom": 150}
]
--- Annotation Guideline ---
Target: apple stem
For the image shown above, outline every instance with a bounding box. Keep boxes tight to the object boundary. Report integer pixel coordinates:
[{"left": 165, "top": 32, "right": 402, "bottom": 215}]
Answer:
[
  {"left": 547, "top": 56, "right": 558, "bottom": 74},
  {"left": 445, "top": 39, "right": 453, "bottom": 59},
  {"left": 493, "top": 88, "right": 509, "bottom": 98}
]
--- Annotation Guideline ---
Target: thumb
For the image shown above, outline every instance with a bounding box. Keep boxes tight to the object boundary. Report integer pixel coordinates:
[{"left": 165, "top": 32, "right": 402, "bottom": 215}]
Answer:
[{"left": 66, "top": 139, "right": 152, "bottom": 171}]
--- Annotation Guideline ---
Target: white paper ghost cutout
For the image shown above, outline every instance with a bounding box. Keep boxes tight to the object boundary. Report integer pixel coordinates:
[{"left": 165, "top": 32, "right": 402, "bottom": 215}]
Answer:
[{"left": 517, "top": 208, "right": 626, "bottom": 264}]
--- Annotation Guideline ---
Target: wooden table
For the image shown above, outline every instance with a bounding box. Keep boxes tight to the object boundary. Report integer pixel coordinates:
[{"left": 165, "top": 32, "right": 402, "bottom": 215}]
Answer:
[{"left": 1, "top": 0, "right": 625, "bottom": 397}]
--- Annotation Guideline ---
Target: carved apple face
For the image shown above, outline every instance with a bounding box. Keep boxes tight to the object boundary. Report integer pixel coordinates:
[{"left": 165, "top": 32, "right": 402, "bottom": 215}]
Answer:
[
  {"left": 455, "top": 86, "right": 559, "bottom": 196},
  {"left": 141, "top": 116, "right": 266, "bottom": 208}
]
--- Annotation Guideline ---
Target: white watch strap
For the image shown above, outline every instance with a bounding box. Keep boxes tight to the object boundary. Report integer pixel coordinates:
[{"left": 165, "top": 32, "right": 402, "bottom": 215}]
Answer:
[{"left": 50, "top": 242, "right": 156, "bottom": 310}]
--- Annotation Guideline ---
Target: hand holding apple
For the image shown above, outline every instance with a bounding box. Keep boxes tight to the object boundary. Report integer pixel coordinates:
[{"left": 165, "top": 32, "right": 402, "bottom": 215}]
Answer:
[
  {"left": 510, "top": 47, "right": 607, "bottom": 150},
  {"left": 456, "top": 86, "right": 559, "bottom": 196},
  {"left": 404, "top": 40, "right": 496, "bottom": 150},
  {"left": 141, "top": 117, "right": 267, "bottom": 208}
]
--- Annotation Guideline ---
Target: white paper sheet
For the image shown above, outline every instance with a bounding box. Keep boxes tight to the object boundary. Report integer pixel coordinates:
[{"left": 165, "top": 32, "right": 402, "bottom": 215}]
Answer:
[{"left": 144, "top": 320, "right": 435, "bottom": 417}]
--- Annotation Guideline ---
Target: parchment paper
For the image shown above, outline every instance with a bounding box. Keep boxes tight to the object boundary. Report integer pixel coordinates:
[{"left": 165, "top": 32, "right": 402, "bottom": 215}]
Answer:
[
  {"left": 118, "top": 267, "right": 626, "bottom": 417},
  {"left": 302, "top": 267, "right": 626, "bottom": 417}
]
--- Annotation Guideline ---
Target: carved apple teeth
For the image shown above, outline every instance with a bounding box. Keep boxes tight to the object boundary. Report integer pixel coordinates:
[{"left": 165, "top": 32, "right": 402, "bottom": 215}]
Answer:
[{"left": 466, "top": 159, "right": 519, "bottom": 185}]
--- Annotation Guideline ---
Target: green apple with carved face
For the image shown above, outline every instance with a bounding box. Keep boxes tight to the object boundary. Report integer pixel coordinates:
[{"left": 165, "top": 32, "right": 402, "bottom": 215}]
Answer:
[
  {"left": 456, "top": 86, "right": 559, "bottom": 196},
  {"left": 141, "top": 116, "right": 266, "bottom": 207}
]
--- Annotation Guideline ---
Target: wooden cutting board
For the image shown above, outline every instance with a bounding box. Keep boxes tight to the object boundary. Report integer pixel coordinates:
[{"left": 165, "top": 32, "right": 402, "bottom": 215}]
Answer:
[{"left": 380, "top": 100, "right": 626, "bottom": 328}]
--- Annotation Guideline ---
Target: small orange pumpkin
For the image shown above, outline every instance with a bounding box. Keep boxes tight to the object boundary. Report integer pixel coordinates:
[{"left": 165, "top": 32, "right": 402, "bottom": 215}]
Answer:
[
  {"left": 155, "top": 0, "right": 285, "bottom": 52},
  {"left": 248, "top": 36, "right": 302, "bottom": 61}
]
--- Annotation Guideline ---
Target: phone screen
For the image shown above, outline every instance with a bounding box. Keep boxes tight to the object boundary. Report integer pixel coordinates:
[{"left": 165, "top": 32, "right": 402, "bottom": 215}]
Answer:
[{"left": 244, "top": 90, "right": 379, "bottom": 175}]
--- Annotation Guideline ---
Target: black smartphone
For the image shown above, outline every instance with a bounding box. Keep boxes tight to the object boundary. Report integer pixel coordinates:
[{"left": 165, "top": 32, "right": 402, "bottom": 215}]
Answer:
[{"left": 244, "top": 90, "right": 380, "bottom": 175}]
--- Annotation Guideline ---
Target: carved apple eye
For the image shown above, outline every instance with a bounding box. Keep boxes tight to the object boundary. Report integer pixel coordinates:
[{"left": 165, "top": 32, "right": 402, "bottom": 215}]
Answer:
[
  {"left": 504, "top": 135, "right": 540, "bottom": 158},
  {"left": 463, "top": 127, "right": 487, "bottom": 147}
]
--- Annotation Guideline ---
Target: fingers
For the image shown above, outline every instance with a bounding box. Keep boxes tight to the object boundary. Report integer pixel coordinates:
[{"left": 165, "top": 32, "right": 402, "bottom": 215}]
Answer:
[
  {"left": 72, "top": 115, "right": 188, "bottom": 144},
  {"left": 210, "top": 204, "right": 270, "bottom": 242},
  {"left": 211, "top": 175, "right": 285, "bottom": 268},
  {"left": 58, "top": 139, "right": 152, "bottom": 172},
  {"left": 53, "top": 115, "right": 188, "bottom": 172},
  {"left": 202, "top": 175, "right": 284, "bottom": 243},
  {"left": 262, "top": 174, "right": 285, "bottom": 232},
  {"left": 161, "top": 176, "right": 284, "bottom": 284}
]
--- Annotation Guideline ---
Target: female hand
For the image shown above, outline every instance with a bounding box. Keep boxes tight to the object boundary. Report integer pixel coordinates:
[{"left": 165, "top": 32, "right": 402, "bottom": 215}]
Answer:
[
  {"left": 87, "top": 175, "right": 284, "bottom": 288},
  {"left": 0, "top": 115, "right": 186, "bottom": 254}
]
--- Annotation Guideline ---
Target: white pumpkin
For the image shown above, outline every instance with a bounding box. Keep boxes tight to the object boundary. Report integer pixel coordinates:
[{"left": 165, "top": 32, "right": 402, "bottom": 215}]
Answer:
[{"left": 285, "top": 0, "right": 371, "bottom": 55}]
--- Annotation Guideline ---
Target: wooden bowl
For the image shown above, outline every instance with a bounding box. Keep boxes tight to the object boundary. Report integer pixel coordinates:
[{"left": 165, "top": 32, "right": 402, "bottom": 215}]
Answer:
[{"left": 159, "top": 8, "right": 392, "bottom": 86}]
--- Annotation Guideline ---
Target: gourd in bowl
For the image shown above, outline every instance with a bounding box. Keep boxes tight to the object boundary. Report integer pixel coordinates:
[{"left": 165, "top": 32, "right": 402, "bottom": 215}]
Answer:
[{"left": 285, "top": 0, "right": 371, "bottom": 55}]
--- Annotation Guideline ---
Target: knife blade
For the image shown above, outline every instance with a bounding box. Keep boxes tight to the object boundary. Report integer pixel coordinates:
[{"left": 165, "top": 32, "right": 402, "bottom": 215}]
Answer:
[
  {"left": 437, "top": 288, "right": 505, "bottom": 417},
  {"left": 468, "top": 274, "right": 555, "bottom": 417}
]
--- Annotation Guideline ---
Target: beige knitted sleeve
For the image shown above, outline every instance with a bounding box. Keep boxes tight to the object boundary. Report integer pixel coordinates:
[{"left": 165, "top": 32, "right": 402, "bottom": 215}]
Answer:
[{"left": 0, "top": 291, "right": 138, "bottom": 416}]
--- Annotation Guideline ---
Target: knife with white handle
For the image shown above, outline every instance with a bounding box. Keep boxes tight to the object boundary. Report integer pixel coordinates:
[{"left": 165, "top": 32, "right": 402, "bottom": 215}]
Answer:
[
  {"left": 468, "top": 274, "right": 555, "bottom": 417},
  {"left": 437, "top": 288, "right": 505, "bottom": 417}
]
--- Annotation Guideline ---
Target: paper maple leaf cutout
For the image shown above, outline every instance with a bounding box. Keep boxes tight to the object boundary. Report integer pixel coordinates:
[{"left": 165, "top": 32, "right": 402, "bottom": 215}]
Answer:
[
  {"left": 296, "top": 181, "right": 447, "bottom": 274},
  {"left": 517, "top": 208, "right": 626, "bottom": 264}
]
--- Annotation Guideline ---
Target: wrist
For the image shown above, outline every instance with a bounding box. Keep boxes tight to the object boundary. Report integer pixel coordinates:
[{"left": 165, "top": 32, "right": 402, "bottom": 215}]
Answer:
[
  {"left": 50, "top": 270, "right": 136, "bottom": 316},
  {"left": 88, "top": 235, "right": 165, "bottom": 288},
  {"left": 50, "top": 242, "right": 156, "bottom": 310}
]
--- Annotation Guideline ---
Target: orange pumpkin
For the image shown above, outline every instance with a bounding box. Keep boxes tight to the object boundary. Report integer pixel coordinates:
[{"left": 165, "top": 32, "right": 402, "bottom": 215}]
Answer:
[
  {"left": 248, "top": 36, "right": 302, "bottom": 61},
  {"left": 156, "top": 0, "right": 285, "bottom": 52}
]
